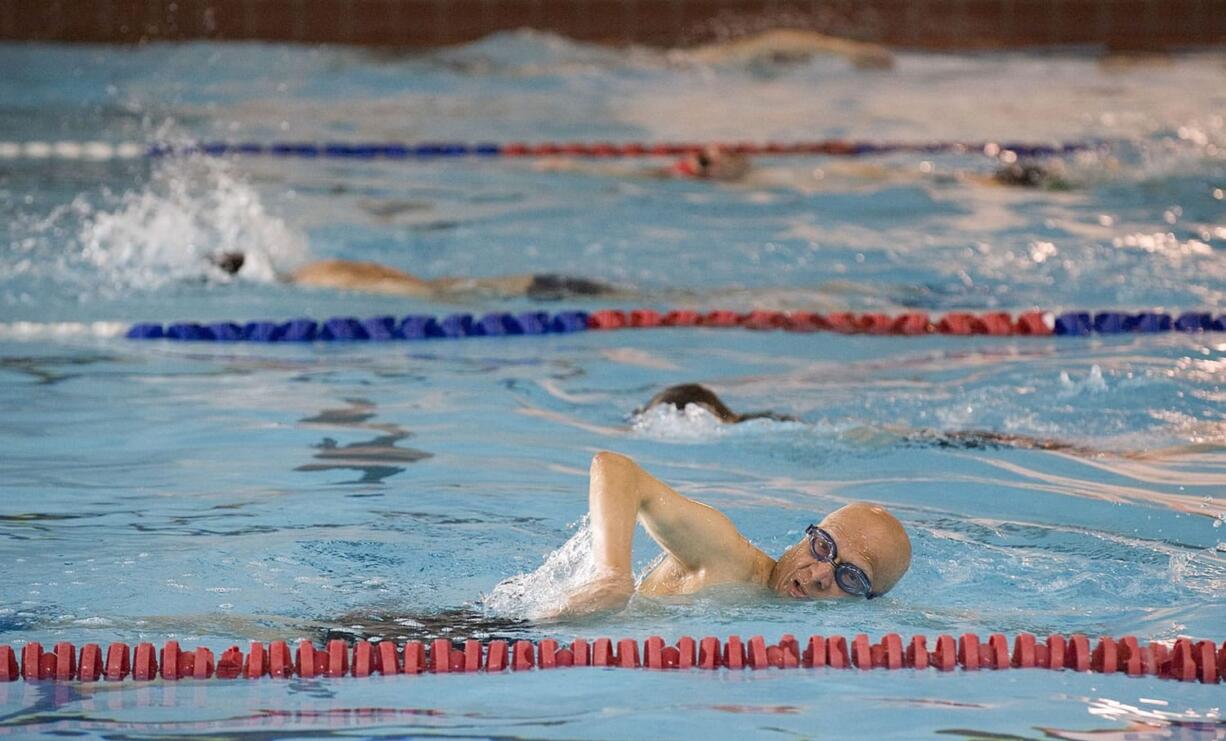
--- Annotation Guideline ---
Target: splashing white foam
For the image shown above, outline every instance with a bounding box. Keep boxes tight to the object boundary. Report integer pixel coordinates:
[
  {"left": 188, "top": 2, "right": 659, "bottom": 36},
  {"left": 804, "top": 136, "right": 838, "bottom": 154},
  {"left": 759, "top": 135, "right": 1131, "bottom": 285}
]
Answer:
[
  {"left": 630, "top": 403, "right": 730, "bottom": 440},
  {"left": 0, "top": 321, "right": 127, "bottom": 339},
  {"left": 1059, "top": 364, "right": 1109, "bottom": 396},
  {"left": 76, "top": 155, "right": 307, "bottom": 292},
  {"left": 482, "top": 516, "right": 597, "bottom": 621},
  {"left": 630, "top": 402, "right": 804, "bottom": 441}
]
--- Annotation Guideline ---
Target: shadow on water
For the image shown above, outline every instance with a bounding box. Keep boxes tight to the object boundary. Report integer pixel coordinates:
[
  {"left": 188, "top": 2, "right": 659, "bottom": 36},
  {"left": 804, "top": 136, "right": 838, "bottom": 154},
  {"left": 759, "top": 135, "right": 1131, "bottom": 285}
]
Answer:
[
  {"left": 319, "top": 607, "right": 532, "bottom": 645},
  {"left": 0, "top": 354, "right": 120, "bottom": 385},
  {"left": 295, "top": 398, "right": 432, "bottom": 485}
]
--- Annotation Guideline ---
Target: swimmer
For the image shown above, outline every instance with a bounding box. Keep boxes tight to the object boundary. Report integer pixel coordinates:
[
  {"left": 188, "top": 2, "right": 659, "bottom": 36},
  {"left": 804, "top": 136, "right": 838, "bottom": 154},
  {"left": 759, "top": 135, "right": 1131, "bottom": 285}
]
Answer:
[
  {"left": 636, "top": 383, "right": 797, "bottom": 423},
  {"left": 988, "top": 160, "right": 1073, "bottom": 191},
  {"left": 552, "top": 451, "right": 911, "bottom": 617},
  {"left": 207, "top": 251, "right": 618, "bottom": 300},
  {"left": 639, "top": 383, "right": 1097, "bottom": 454},
  {"left": 535, "top": 145, "right": 753, "bottom": 183},
  {"left": 541, "top": 148, "right": 1074, "bottom": 192},
  {"left": 664, "top": 146, "right": 752, "bottom": 182}
]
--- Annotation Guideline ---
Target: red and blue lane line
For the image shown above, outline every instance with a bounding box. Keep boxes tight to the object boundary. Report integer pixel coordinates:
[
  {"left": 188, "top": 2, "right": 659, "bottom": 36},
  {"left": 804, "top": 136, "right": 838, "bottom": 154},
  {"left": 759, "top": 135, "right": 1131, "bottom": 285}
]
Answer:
[
  {"left": 1, "top": 633, "right": 1222, "bottom": 684},
  {"left": 144, "top": 139, "right": 1094, "bottom": 160},
  {"left": 123, "top": 309, "right": 1226, "bottom": 343}
]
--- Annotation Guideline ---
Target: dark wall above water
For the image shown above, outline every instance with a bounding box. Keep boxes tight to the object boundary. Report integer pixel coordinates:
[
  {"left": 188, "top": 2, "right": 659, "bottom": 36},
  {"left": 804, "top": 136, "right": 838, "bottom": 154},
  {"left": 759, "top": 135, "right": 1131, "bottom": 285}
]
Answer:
[{"left": 2, "top": 0, "right": 1223, "bottom": 49}]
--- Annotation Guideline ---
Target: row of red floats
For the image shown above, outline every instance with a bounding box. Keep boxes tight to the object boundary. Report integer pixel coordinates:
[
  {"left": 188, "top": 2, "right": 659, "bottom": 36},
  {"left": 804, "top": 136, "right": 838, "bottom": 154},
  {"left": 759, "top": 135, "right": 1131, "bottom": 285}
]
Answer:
[
  {"left": 1, "top": 633, "right": 1221, "bottom": 684},
  {"left": 585, "top": 309, "right": 1053, "bottom": 336}
]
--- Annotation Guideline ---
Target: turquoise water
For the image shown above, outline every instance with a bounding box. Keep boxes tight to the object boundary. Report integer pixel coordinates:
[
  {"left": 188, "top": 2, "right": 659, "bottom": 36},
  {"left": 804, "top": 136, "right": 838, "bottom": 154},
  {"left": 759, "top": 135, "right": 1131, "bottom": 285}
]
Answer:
[{"left": 1, "top": 37, "right": 1224, "bottom": 737}]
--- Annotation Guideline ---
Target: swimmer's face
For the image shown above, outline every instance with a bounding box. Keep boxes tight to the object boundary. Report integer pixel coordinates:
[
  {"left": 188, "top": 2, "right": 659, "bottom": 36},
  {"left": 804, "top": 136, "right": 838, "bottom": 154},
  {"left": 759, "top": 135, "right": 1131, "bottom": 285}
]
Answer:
[{"left": 768, "top": 503, "right": 911, "bottom": 600}]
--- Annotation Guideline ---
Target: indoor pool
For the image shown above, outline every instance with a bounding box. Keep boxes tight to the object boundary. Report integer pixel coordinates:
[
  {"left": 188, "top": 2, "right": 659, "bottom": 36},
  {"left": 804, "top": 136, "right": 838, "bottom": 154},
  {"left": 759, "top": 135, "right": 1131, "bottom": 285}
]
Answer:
[{"left": 1, "top": 36, "right": 1224, "bottom": 738}]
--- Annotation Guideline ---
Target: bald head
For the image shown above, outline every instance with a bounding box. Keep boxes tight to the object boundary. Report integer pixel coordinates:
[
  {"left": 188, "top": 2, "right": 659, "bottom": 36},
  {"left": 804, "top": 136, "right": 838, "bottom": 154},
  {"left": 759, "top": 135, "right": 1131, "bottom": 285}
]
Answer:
[
  {"left": 819, "top": 502, "right": 911, "bottom": 595},
  {"left": 768, "top": 501, "right": 912, "bottom": 600}
]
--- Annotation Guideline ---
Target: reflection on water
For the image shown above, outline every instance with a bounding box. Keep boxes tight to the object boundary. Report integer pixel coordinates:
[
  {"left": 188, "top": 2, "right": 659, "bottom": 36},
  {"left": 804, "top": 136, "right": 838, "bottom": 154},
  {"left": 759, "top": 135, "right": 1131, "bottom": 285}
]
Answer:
[
  {"left": 319, "top": 606, "right": 530, "bottom": 644},
  {"left": 0, "top": 353, "right": 119, "bottom": 385},
  {"left": 295, "top": 398, "right": 432, "bottom": 485}
]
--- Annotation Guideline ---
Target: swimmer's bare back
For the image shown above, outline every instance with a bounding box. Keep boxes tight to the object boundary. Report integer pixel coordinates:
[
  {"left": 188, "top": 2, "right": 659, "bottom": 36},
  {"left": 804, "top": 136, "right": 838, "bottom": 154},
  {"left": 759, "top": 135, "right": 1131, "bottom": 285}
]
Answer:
[
  {"left": 684, "top": 29, "right": 895, "bottom": 70},
  {"left": 290, "top": 259, "right": 435, "bottom": 297},
  {"left": 287, "top": 259, "right": 618, "bottom": 300}
]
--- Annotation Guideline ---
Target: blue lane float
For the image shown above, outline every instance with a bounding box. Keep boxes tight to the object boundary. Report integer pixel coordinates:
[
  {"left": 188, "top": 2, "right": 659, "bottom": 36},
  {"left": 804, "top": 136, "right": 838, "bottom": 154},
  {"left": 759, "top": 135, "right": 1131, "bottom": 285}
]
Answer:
[{"left": 127, "top": 312, "right": 592, "bottom": 342}]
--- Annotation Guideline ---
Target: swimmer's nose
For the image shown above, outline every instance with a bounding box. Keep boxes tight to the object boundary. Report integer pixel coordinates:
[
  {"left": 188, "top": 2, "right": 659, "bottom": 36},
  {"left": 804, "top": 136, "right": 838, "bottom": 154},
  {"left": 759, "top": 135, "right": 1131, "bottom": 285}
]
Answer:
[
  {"left": 809, "top": 562, "right": 836, "bottom": 595},
  {"left": 797, "top": 561, "right": 835, "bottom": 596}
]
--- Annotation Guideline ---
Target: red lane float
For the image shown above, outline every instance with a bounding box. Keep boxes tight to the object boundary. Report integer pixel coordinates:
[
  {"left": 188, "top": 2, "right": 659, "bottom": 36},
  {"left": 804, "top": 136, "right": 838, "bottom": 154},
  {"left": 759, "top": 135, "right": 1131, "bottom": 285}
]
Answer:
[
  {"left": 585, "top": 309, "right": 1056, "bottom": 337},
  {"left": 0, "top": 634, "right": 1220, "bottom": 685}
]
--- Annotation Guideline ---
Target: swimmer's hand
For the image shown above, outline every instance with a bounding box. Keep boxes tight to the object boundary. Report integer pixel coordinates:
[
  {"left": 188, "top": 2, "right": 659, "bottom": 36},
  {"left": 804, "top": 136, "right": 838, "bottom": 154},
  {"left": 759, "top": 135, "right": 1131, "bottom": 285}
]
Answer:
[{"left": 545, "top": 572, "right": 634, "bottom": 620}]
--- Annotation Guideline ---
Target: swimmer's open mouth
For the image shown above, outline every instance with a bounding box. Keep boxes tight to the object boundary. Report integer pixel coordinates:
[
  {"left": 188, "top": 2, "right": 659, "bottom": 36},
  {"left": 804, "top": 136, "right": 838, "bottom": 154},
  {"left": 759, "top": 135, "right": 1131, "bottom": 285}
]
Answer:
[{"left": 788, "top": 579, "right": 805, "bottom": 599}]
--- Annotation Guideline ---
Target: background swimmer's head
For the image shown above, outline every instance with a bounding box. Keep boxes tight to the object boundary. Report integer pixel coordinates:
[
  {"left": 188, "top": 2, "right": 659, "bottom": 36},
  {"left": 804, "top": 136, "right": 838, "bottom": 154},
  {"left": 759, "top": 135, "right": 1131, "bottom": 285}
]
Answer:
[
  {"left": 993, "top": 161, "right": 1070, "bottom": 190},
  {"left": 639, "top": 383, "right": 742, "bottom": 423},
  {"left": 767, "top": 502, "right": 911, "bottom": 601},
  {"left": 209, "top": 251, "right": 246, "bottom": 276},
  {"left": 672, "top": 147, "right": 751, "bottom": 182}
]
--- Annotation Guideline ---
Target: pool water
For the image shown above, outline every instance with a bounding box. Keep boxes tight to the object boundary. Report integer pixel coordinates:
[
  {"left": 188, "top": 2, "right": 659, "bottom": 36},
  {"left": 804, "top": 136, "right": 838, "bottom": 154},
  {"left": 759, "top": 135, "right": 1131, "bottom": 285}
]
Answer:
[{"left": 1, "top": 35, "right": 1224, "bottom": 738}]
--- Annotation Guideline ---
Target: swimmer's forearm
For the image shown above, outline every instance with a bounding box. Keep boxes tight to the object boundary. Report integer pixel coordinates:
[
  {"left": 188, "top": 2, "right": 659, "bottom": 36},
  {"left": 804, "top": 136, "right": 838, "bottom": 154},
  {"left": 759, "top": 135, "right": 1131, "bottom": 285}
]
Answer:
[{"left": 587, "top": 452, "right": 644, "bottom": 583}]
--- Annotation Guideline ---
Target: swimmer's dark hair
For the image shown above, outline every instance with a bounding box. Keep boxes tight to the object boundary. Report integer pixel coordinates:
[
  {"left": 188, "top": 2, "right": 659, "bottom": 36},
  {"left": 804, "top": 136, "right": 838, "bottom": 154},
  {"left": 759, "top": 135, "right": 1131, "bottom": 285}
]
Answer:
[
  {"left": 638, "top": 383, "right": 794, "bottom": 424},
  {"left": 209, "top": 251, "right": 246, "bottom": 276}
]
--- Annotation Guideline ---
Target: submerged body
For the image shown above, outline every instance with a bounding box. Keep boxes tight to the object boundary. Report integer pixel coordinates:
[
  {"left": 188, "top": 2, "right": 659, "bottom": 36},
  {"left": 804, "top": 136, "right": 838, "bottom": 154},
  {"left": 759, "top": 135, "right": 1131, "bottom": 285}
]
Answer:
[{"left": 640, "top": 383, "right": 1105, "bottom": 454}]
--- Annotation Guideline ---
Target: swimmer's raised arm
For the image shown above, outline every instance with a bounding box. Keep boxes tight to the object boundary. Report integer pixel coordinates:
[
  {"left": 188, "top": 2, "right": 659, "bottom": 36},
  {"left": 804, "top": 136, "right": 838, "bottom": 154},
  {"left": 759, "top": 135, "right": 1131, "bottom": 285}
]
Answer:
[
  {"left": 589, "top": 451, "right": 754, "bottom": 575},
  {"left": 555, "top": 452, "right": 767, "bottom": 617}
]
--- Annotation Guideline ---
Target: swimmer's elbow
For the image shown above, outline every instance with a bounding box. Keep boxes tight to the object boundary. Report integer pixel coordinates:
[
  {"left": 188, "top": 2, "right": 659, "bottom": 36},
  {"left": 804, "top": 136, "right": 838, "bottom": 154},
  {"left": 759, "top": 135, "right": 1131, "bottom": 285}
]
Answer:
[
  {"left": 589, "top": 451, "right": 646, "bottom": 508},
  {"left": 590, "top": 450, "right": 636, "bottom": 476}
]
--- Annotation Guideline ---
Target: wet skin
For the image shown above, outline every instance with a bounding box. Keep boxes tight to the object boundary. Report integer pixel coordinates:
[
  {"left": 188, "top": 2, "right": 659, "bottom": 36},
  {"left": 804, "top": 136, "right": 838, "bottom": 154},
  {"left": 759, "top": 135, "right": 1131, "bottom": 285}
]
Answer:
[{"left": 553, "top": 452, "right": 911, "bottom": 618}]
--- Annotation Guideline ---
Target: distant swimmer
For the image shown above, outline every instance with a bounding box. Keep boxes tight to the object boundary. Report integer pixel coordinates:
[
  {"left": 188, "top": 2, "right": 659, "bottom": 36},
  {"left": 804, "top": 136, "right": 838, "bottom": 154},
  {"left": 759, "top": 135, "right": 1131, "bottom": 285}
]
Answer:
[
  {"left": 540, "top": 148, "right": 1074, "bottom": 191},
  {"left": 535, "top": 145, "right": 752, "bottom": 183},
  {"left": 665, "top": 146, "right": 753, "bottom": 182},
  {"left": 207, "top": 252, "right": 618, "bottom": 301},
  {"left": 549, "top": 451, "right": 911, "bottom": 617},
  {"left": 987, "top": 160, "right": 1073, "bottom": 191},
  {"left": 681, "top": 29, "right": 895, "bottom": 70}
]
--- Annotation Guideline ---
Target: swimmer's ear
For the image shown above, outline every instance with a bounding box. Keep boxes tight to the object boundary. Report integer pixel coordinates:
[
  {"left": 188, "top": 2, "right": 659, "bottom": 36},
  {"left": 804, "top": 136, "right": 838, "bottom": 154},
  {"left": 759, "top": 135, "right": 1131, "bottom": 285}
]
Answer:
[{"left": 209, "top": 251, "right": 246, "bottom": 275}]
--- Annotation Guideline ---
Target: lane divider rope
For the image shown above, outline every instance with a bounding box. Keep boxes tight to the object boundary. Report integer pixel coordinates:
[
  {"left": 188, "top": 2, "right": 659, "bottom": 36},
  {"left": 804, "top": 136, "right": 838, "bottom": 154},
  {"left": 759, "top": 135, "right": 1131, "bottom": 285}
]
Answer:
[
  {"left": 121, "top": 309, "right": 1226, "bottom": 342},
  {"left": 0, "top": 139, "right": 1093, "bottom": 161},
  {"left": 1, "top": 633, "right": 1222, "bottom": 684}
]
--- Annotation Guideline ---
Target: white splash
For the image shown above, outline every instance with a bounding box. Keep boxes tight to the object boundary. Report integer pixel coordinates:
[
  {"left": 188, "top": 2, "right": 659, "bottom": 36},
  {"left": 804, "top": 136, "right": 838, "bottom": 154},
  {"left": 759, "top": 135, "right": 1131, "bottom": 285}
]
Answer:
[
  {"left": 1059, "top": 364, "right": 1109, "bottom": 396},
  {"left": 482, "top": 516, "right": 597, "bottom": 621},
  {"left": 77, "top": 155, "right": 308, "bottom": 292},
  {"left": 630, "top": 403, "right": 730, "bottom": 440},
  {"left": 0, "top": 321, "right": 128, "bottom": 339}
]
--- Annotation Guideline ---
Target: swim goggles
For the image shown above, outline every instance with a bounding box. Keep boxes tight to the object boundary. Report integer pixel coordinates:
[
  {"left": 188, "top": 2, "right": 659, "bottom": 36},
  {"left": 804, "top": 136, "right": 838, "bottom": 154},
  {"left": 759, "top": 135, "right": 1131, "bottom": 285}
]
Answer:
[{"left": 805, "top": 524, "right": 878, "bottom": 599}]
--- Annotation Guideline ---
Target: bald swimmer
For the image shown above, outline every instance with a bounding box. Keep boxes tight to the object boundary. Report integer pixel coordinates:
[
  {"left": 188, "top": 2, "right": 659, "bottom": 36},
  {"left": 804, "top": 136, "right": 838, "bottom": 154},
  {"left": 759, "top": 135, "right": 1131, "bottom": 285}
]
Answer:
[
  {"left": 208, "top": 252, "right": 616, "bottom": 301},
  {"left": 554, "top": 452, "right": 911, "bottom": 617}
]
